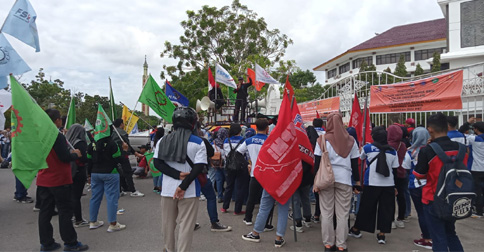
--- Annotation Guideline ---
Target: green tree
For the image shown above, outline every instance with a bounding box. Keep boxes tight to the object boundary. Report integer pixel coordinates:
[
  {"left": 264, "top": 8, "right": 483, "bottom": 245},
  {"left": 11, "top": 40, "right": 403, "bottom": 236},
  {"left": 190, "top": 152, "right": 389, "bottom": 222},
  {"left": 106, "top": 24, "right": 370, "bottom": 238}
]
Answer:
[
  {"left": 431, "top": 51, "right": 441, "bottom": 73},
  {"left": 382, "top": 67, "right": 394, "bottom": 84},
  {"left": 394, "top": 54, "right": 407, "bottom": 82},
  {"left": 414, "top": 63, "right": 424, "bottom": 76}
]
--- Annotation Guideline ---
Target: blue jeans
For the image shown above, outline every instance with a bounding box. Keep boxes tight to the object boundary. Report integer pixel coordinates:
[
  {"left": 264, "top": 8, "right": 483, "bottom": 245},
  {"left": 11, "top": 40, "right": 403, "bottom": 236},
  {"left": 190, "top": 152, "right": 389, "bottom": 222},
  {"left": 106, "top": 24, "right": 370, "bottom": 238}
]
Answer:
[
  {"left": 14, "top": 176, "right": 27, "bottom": 199},
  {"left": 405, "top": 187, "right": 411, "bottom": 217},
  {"left": 2, "top": 142, "right": 10, "bottom": 158},
  {"left": 292, "top": 184, "right": 312, "bottom": 221},
  {"left": 153, "top": 174, "right": 163, "bottom": 188},
  {"left": 423, "top": 202, "right": 463, "bottom": 252},
  {"left": 254, "top": 190, "right": 290, "bottom": 237},
  {"left": 89, "top": 173, "right": 120, "bottom": 223},
  {"left": 409, "top": 188, "right": 430, "bottom": 239},
  {"left": 214, "top": 168, "right": 225, "bottom": 199},
  {"left": 200, "top": 176, "right": 218, "bottom": 223}
]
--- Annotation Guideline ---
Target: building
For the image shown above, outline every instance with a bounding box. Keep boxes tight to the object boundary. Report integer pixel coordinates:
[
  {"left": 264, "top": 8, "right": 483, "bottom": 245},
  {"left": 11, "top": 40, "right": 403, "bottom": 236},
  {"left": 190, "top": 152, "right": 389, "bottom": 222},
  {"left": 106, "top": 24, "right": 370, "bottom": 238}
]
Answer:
[
  {"left": 314, "top": 19, "right": 448, "bottom": 85},
  {"left": 142, "top": 56, "right": 149, "bottom": 116}
]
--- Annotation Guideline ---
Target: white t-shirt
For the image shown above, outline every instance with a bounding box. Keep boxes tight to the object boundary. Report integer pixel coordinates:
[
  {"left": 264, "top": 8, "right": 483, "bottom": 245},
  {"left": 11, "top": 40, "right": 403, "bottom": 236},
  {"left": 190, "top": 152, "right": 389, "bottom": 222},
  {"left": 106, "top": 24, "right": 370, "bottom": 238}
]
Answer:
[
  {"left": 155, "top": 134, "right": 207, "bottom": 198},
  {"left": 314, "top": 139, "right": 359, "bottom": 186},
  {"left": 468, "top": 135, "right": 484, "bottom": 172},
  {"left": 360, "top": 144, "right": 399, "bottom": 187},
  {"left": 237, "top": 134, "right": 268, "bottom": 177},
  {"left": 402, "top": 150, "right": 426, "bottom": 189}
]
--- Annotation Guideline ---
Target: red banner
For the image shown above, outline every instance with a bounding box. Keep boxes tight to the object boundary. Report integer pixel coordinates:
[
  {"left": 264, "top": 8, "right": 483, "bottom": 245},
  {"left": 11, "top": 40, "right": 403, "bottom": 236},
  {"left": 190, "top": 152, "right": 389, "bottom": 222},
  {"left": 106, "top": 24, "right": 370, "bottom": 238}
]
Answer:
[
  {"left": 298, "top": 97, "right": 340, "bottom": 122},
  {"left": 370, "top": 70, "right": 463, "bottom": 113}
]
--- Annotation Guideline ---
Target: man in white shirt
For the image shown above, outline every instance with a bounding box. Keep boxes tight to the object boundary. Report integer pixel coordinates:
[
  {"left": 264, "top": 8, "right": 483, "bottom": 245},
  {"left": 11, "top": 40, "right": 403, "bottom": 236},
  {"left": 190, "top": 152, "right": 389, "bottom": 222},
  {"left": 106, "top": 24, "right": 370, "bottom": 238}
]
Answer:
[{"left": 467, "top": 122, "right": 484, "bottom": 217}]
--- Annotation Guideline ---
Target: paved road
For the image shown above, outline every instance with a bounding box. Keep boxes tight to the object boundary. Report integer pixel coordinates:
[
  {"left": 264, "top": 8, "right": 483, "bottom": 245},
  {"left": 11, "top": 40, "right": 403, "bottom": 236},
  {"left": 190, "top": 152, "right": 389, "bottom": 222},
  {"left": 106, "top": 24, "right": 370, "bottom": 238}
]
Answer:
[{"left": 1, "top": 168, "right": 483, "bottom": 251}]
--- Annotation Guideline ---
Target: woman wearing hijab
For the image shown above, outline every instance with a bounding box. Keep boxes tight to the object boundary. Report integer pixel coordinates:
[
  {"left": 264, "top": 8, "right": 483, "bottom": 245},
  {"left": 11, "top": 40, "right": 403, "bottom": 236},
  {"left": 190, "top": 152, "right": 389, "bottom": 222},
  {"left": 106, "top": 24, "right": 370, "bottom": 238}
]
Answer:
[
  {"left": 387, "top": 125, "right": 408, "bottom": 229},
  {"left": 402, "top": 127, "right": 432, "bottom": 249},
  {"left": 349, "top": 126, "right": 399, "bottom": 245},
  {"left": 213, "top": 128, "right": 228, "bottom": 202},
  {"left": 66, "top": 124, "right": 89, "bottom": 227},
  {"left": 313, "top": 113, "right": 360, "bottom": 252}
]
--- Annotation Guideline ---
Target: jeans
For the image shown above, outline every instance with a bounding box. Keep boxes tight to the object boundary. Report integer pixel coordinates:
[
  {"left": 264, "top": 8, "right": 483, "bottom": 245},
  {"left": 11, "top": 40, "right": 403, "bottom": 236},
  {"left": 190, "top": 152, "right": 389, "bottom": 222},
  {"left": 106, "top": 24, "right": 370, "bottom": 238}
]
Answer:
[
  {"left": 89, "top": 173, "right": 120, "bottom": 223},
  {"left": 14, "top": 176, "right": 28, "bottom": 199},
  {"left": 409, "top": 188, "right": 430, "bottom": 239},
  {"left": 71, "top": 167, "right": 87, "bottom": 222},
  {"left": 253, "top": 190, "right": 290, "bottom": 237},
  {"left": 472, "top": 171, "right": 484, "bottom": 215},
  {"left": 292, "top": 184, "right": 312, "bottom": 221},
  {"left": 38, "top": 185, "right": 78, "bottom": 246},
  {"left": 153, "top": 174, "right": 163, "bottom": 188},
  {"left": 2, "top": 142, "right": 10, "bottom": 158},
  {"left": 214, "top": 168, "right": 226, "bottom": 199},
  {"left": 394, "top": 177, "right": 408, "bottom": 220},
  {"left": 405, "top": 187, "right": 411, "bottom": 217},
  {"left": 423, "top": 202, "right": 463, "bottom": 252},
  {"left": 200, "top": 176, "right": 218, "bottom": 223}
]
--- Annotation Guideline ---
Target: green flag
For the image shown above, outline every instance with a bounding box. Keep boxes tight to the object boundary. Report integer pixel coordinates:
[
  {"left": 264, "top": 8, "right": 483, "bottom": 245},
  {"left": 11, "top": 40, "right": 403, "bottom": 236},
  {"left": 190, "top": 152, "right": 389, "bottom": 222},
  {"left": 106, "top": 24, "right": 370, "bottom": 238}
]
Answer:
[
  {"left": 109, "top": 79, "right": 117, "bottom": 121},
  {"left": 84, "top": 118, "right": 93, "bottom": 131},
  {"left": 228, "top": 87, "right": 236, "bottom": 103},
  {"left": 65, "top": 97, "right": 76, "bottom": 129},
  {"left": 10, "top": 75, "right": 59, "bottom": 188},
  {"left": 145, "top": 152, "right": 162, "bottom": 177},
  {"left": 94, "top": 104, "right": 112, "bottom": 141},
  {"left": 138, "top": 75, "right": 175, "bottom": 123}
]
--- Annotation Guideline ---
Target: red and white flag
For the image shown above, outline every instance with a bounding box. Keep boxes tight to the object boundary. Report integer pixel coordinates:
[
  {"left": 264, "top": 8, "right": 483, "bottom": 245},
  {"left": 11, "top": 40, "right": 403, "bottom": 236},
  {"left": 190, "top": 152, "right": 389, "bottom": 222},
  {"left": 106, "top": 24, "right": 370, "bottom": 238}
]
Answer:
[
  {"left": 247, "top": 68, "right": 265, "bottom": 91},
  {"left": 208, "top": 67, "right": 217, "bottom": 91},
  {"left": 349, "top": 94, "right": 372, "bottom": 145}
]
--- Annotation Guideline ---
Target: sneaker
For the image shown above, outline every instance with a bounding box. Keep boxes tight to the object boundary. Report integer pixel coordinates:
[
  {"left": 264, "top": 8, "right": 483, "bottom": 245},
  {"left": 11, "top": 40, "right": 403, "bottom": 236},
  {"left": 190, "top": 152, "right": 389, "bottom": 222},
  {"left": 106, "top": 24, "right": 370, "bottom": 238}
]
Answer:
[
  {"left": 199, "top": 195, "right": 206, "bottom": 201},
  {"left": 313, "top": 216, "right": 320, "bottom": 223},
  {"left": 348, "top": 228, "right": 362, "bottom": 238},
  {"left": 274, "top": 238, "right": 286, "bottom": 248},
  {"left": 63, "top": 242, "right": 89, "bottom": 251},
  {"left": 40, "top": 242, "right": 61, "bottom": 252},
  {"left": 220, "top": 208, "right": 227, "bottom": 213},
  {"left": 377, "top": 234, "right": 386, "bottom": 244},
  {"left": 89, "top": 220, "right": 104, "bottom": 230},
  {"left": 395, "top": 220, "right": 405, "bottom": 228},
  {"left": 217, "top": 198, "right": 223, "bottom": 203},
  {"left": 73, "top": 220, "right": 89, "bottom": 228},
  {"left": 391, "top": 221, "right": 397, "bottom": 229},
  {"left": 211, "top": 222, "right": 232, "bottom": 232},
  {"left": 414, "top": 238, "right": 432, "bottom": 250},
  {"left": 242, "top": 232, "right": 260, "bottom": 243},
  {"left": 130, "top": 191, "right": 144, "bottom": 197},
  {"left": 107, "top": 222, "right": 126, "bottom": 232},
  {"left": 324, "top": 245, "right": 334, "bottom": 252},
  {"left": 302, "top": 220, "right": 312, "bottom": 228},
  {"left": 243, "top": 219, "right": 253, "bottom": 226},
  {"left": 289, "top": 225, "right": 304, "bottom": 233},
  {"left": 234, "top": 211, "right": 246, "bottom": 215},
  {"left": 264, "top": 224, "right": 274, "bottom": 232},
  {"left": 16, "top": 196, "right": 34, "bottom": 203},
  {"left": 471, "top": 213, "right": 483, "bottom": 218},
  {"left": 337, "top": 247, "right": 348, "bottom": 252},
  {"left": 288, "top": 212, "right": 294, "bottom": 221},
  {"left": 120, "top": 191, "right": 127, "bottom": 197},
  {"left": 194, "top": 223, "right": 201, "bottom": 231},
  {"left": 33, "top": 207, "right": 40, "bottom": 212}
]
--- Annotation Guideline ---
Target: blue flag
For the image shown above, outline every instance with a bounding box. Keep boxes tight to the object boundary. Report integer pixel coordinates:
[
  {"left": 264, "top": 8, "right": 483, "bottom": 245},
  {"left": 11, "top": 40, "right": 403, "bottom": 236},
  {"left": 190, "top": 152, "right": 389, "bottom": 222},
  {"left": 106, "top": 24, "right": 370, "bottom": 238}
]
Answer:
[
  {"left": 165, "top": 81, "right": 189, "bottom": 107},
  {"left": 1, "top": 0, "right": 40, "bottom": 52},
  {"left": 0, "top": 33, "right": 31, "bottom": 76},
  {"left": 130, "top": 123, "right": 139, "bottom": 134}
]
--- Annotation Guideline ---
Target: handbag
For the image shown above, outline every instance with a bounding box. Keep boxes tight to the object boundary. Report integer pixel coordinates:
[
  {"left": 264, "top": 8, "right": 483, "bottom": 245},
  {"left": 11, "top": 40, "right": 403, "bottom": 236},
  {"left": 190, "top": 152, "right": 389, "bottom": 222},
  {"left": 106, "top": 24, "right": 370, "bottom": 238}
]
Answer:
[
  {"left": 210, "top": 145, "right": 223, "bottom": 168},
  {"left": 314, "top": 134, "right": 335, "bottom": 190},
  {"left": 186, "top": 155, "right": 207, "bottom": 188}
]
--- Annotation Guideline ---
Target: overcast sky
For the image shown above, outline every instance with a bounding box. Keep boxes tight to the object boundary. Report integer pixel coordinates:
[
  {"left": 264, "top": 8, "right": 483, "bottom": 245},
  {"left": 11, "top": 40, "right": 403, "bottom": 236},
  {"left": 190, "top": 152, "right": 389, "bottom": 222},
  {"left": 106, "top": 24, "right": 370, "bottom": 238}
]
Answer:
[{"left": 1, "top": 0, "right": 444, "bottom": 110}]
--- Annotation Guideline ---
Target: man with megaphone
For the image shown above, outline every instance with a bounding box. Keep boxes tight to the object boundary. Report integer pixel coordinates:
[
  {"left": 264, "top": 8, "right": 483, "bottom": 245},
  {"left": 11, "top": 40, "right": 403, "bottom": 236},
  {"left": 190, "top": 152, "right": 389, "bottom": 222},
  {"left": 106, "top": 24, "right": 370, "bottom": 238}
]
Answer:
[{"left": 233, "top": 76, "right": 253, "bottom": 123}]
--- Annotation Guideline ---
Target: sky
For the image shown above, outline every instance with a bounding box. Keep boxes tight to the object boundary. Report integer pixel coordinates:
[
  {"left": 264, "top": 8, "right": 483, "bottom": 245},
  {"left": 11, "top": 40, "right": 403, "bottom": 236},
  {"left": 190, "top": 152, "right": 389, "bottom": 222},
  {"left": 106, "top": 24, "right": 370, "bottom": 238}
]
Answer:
[{"left": 1, "top": 0, "right": 444, "bottom": 111}]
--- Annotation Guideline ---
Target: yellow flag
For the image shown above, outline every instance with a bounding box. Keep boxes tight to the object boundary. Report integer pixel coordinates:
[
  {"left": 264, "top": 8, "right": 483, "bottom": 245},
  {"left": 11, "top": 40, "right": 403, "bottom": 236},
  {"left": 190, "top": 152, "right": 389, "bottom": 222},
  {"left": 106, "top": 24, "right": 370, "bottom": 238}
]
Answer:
[{"left": 122, "top": 105, "right": 139, "bottom": 134}]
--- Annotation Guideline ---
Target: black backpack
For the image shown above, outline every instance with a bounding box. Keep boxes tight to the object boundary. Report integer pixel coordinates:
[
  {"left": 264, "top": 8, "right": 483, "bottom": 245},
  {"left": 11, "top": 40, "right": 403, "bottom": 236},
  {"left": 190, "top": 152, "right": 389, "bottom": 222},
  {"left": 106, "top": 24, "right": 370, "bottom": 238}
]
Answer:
[
  {"left": 225, "top": 138, "right": 247, "bottom": 172},
  {"left": 429, "top": 142, "right": 475, "bottom": 220}
]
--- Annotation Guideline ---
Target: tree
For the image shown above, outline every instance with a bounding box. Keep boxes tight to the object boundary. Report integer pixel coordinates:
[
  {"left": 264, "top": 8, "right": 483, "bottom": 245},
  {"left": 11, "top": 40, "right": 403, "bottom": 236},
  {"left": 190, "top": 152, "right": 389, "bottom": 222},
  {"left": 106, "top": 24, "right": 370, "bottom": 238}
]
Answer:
[
  {"left": 414, "top": 63, "right": 424, "bottom": 76},
  {"left": 161, "top": 0, "right": 292, "bottom": 78},
  {"left": 382, "top": 67, "right": 394, "bottom": 84},
  {"left": 394, "top": 54, "right": 407, "bottom": 82},
  {"left": 431, "top": 51, "right": 441, "bottom": 73}
]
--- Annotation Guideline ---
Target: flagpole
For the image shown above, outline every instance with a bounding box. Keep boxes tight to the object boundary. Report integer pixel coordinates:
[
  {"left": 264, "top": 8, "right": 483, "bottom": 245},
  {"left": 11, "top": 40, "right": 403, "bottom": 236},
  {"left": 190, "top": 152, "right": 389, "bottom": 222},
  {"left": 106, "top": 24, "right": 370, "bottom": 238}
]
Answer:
[
  {"left": 360, "top": 94, "right": 369, "bottom": 184},
  {"left": 120, "top": 101, "right": 155, "bottom": 130},
  {"left": 0, "top": 0, "right": 19, "bottom": 32},
  {"left": 289, "top": 92, "right": 298, "bottom": 242}
]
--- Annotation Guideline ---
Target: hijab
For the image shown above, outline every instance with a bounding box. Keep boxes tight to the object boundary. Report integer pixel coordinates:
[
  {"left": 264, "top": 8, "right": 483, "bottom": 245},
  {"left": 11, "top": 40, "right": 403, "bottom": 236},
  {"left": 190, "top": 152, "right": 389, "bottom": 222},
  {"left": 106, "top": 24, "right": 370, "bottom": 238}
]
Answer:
[
  {"left": 408, "top": 127, "right": 430, "bottom": 157},
  {"left": 214, "top": 128, "right": 228, "bottom": 149},
  {"left": 66, "top": 124, "right": 87, "bottom": 146},
  {"left": 245, "top": 128, "right": 256, "bottom": 138},
  {"left": 371, "top": 126, "right": 393, "bottom": 177},
  {"left": 387, "top": 125, "right": 406, "bottom": 167},
  {"left": 346, "top": 127, "right": 359, "bottom": 147},
  {"left": 306, "top": 125, "right": 319, "bottom": 149},
  {"left": 325, "top": 113, "right": 354, "bottom": 158},
  {"left": 157, "top": 127, "right": 192, "bottom": 163}
]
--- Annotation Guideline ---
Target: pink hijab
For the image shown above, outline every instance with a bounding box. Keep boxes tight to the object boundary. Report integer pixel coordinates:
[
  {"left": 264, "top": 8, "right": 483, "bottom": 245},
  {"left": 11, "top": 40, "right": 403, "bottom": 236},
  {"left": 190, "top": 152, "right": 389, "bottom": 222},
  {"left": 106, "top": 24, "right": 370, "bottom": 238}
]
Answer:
[{"left": 325, "top": 113, "right": 354, "bottom": 158}]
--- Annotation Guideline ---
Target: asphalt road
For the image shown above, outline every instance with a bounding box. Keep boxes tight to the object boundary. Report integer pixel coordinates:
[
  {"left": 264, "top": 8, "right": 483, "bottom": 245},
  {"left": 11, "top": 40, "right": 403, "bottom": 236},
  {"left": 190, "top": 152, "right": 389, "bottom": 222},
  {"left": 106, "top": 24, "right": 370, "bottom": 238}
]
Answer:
[{"left": 1, "top": 168, "right": 483, "bottom": 252}]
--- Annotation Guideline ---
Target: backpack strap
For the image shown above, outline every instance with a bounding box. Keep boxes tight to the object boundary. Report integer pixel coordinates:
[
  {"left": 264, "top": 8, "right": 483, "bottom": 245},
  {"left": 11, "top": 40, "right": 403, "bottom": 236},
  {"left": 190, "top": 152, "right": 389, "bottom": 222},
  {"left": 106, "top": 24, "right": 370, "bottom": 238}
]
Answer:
[
  {"left": 429, "top": 142, "right": 451, "bottom": 163},
  {"left": 455, "top": 143, "right": 467, "bottom": 162}
]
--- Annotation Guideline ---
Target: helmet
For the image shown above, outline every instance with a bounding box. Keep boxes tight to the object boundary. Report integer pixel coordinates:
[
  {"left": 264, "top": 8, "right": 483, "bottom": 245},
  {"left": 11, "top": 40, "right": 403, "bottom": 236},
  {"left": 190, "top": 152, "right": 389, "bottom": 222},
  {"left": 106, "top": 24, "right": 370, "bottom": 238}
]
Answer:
[
  {"left": 172, "top": 106, "right": 198, "bottom": 130},
  {"left": 405, "top": 118, "right": 415, "bottom": 125}
]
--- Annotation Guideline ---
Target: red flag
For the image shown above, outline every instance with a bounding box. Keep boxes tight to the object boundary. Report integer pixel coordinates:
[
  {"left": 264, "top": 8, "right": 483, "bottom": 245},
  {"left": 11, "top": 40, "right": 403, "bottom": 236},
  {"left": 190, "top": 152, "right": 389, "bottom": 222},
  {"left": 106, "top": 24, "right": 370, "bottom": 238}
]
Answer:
[
  {"left": 254, "top": 92, "right": 302, "bottom": 205},
  {"left": 349, "top": 94, "right": 364, "bottom": 144},
  {"left": 316, "top": 110, "right": 320, "bottom": 118},
  {"left": 248, "top": 68, "right": 265, "bottom": 91},
  {"left": 208, "top": 67, "right": 217, "bottom": 89},
  {"left": 363, "top": 106, "right": 373, "bottom": 144}
]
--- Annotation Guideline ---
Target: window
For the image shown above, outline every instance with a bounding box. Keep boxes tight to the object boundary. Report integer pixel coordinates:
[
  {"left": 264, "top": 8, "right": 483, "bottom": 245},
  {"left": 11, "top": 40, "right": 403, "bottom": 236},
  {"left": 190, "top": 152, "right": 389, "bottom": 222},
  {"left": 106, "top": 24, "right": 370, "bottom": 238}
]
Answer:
[
  {"left": 376, "top": 52, "right": 410, "bottom": 65},
  {"left": 461, "top": 0, "right": 484, "bottom": 48},
  {"left": 339, "top": 62, "right": 350, "bottom": 74},
  {"left": 352, "top": 56, "right": 373, "bottom": 69},
  {"left": 415, "top": 48, "right": 445, "bottom": 61},
  {"left": 327, "top": 68, "right": 337, "bottom": 79}
]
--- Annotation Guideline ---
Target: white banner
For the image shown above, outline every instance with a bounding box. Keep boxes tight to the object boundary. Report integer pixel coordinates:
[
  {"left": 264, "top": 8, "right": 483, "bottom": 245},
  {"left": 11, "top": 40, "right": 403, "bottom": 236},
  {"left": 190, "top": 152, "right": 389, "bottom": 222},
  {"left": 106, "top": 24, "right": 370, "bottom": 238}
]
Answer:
[
  {"left": 0, "top": 90, "right": 12, "bottom": 113},
  {"left": 215, "top": 63, "right": 237, "bottom": 89},
  {"left": 0, "top": 112, "right": 5, "bottom": 130},
  {"left": 255, "top": 63, "right": 279, "bottom": 84}
]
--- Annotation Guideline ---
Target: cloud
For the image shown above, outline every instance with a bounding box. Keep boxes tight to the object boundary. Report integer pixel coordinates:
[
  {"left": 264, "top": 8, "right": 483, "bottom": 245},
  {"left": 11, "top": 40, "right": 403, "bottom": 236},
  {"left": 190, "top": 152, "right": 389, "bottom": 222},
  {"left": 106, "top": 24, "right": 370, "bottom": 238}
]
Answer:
[{"left": 1, "top": 0, "right": 444, "bottom": 110}]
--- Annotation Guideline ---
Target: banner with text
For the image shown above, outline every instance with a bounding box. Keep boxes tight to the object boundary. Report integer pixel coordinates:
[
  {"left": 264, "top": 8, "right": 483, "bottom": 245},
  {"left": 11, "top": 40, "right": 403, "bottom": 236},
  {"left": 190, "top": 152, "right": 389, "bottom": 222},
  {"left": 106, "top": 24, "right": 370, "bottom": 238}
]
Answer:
[
  {"left": 297, "top": 97, "right": 340, "bottom": 122},
  {"left": 370, "top": 70, "right": 463, "bottom": 113}
]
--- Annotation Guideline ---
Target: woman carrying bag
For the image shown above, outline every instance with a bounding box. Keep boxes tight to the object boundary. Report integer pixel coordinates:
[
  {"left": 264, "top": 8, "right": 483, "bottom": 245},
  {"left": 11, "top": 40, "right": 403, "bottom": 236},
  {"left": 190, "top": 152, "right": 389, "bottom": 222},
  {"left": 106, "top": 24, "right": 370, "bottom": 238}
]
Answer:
[{"left": 313, "top": 113, "right": 360, "bottom": 252}]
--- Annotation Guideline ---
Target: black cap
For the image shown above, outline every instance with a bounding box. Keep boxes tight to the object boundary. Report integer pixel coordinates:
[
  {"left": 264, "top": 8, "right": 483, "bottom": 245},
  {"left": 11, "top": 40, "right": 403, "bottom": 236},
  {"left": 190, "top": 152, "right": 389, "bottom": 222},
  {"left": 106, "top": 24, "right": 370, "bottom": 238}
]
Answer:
[
  {"left": 139, "top": 145, "right": 150, "bottom": 150},
  {"left": 238, "top": 77, "right": 244, "bottom": 81}
]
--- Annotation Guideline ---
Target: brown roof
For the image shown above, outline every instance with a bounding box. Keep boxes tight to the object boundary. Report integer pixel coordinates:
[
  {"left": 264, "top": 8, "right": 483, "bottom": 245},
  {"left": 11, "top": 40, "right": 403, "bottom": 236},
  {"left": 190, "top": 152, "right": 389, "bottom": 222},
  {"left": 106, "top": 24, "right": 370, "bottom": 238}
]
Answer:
[{"left": 314, "top": 18, "right": 447, "bottom": 70}]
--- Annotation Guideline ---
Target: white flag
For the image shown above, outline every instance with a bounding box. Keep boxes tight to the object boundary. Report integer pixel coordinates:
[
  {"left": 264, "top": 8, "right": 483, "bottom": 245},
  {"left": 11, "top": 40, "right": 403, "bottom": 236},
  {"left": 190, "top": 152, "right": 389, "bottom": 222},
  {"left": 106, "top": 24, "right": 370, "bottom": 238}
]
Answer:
[
  {"left": 0, "top": 33, "right": 31, "bottom": 76},
  {"left": 2, "top": 0, "right": 40, "bottom": 52},
  {"left": 255, "top": 63, "right": 279, "bottom": 84},
  {"left": 0, "top": 90, "right": 12, "bottom": 113},
  {"left": 0, "top": 112, "right": 5, "bottom": 130},
  {"left": 215, "top": 63, "right": 237, "bottom": 89}
]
